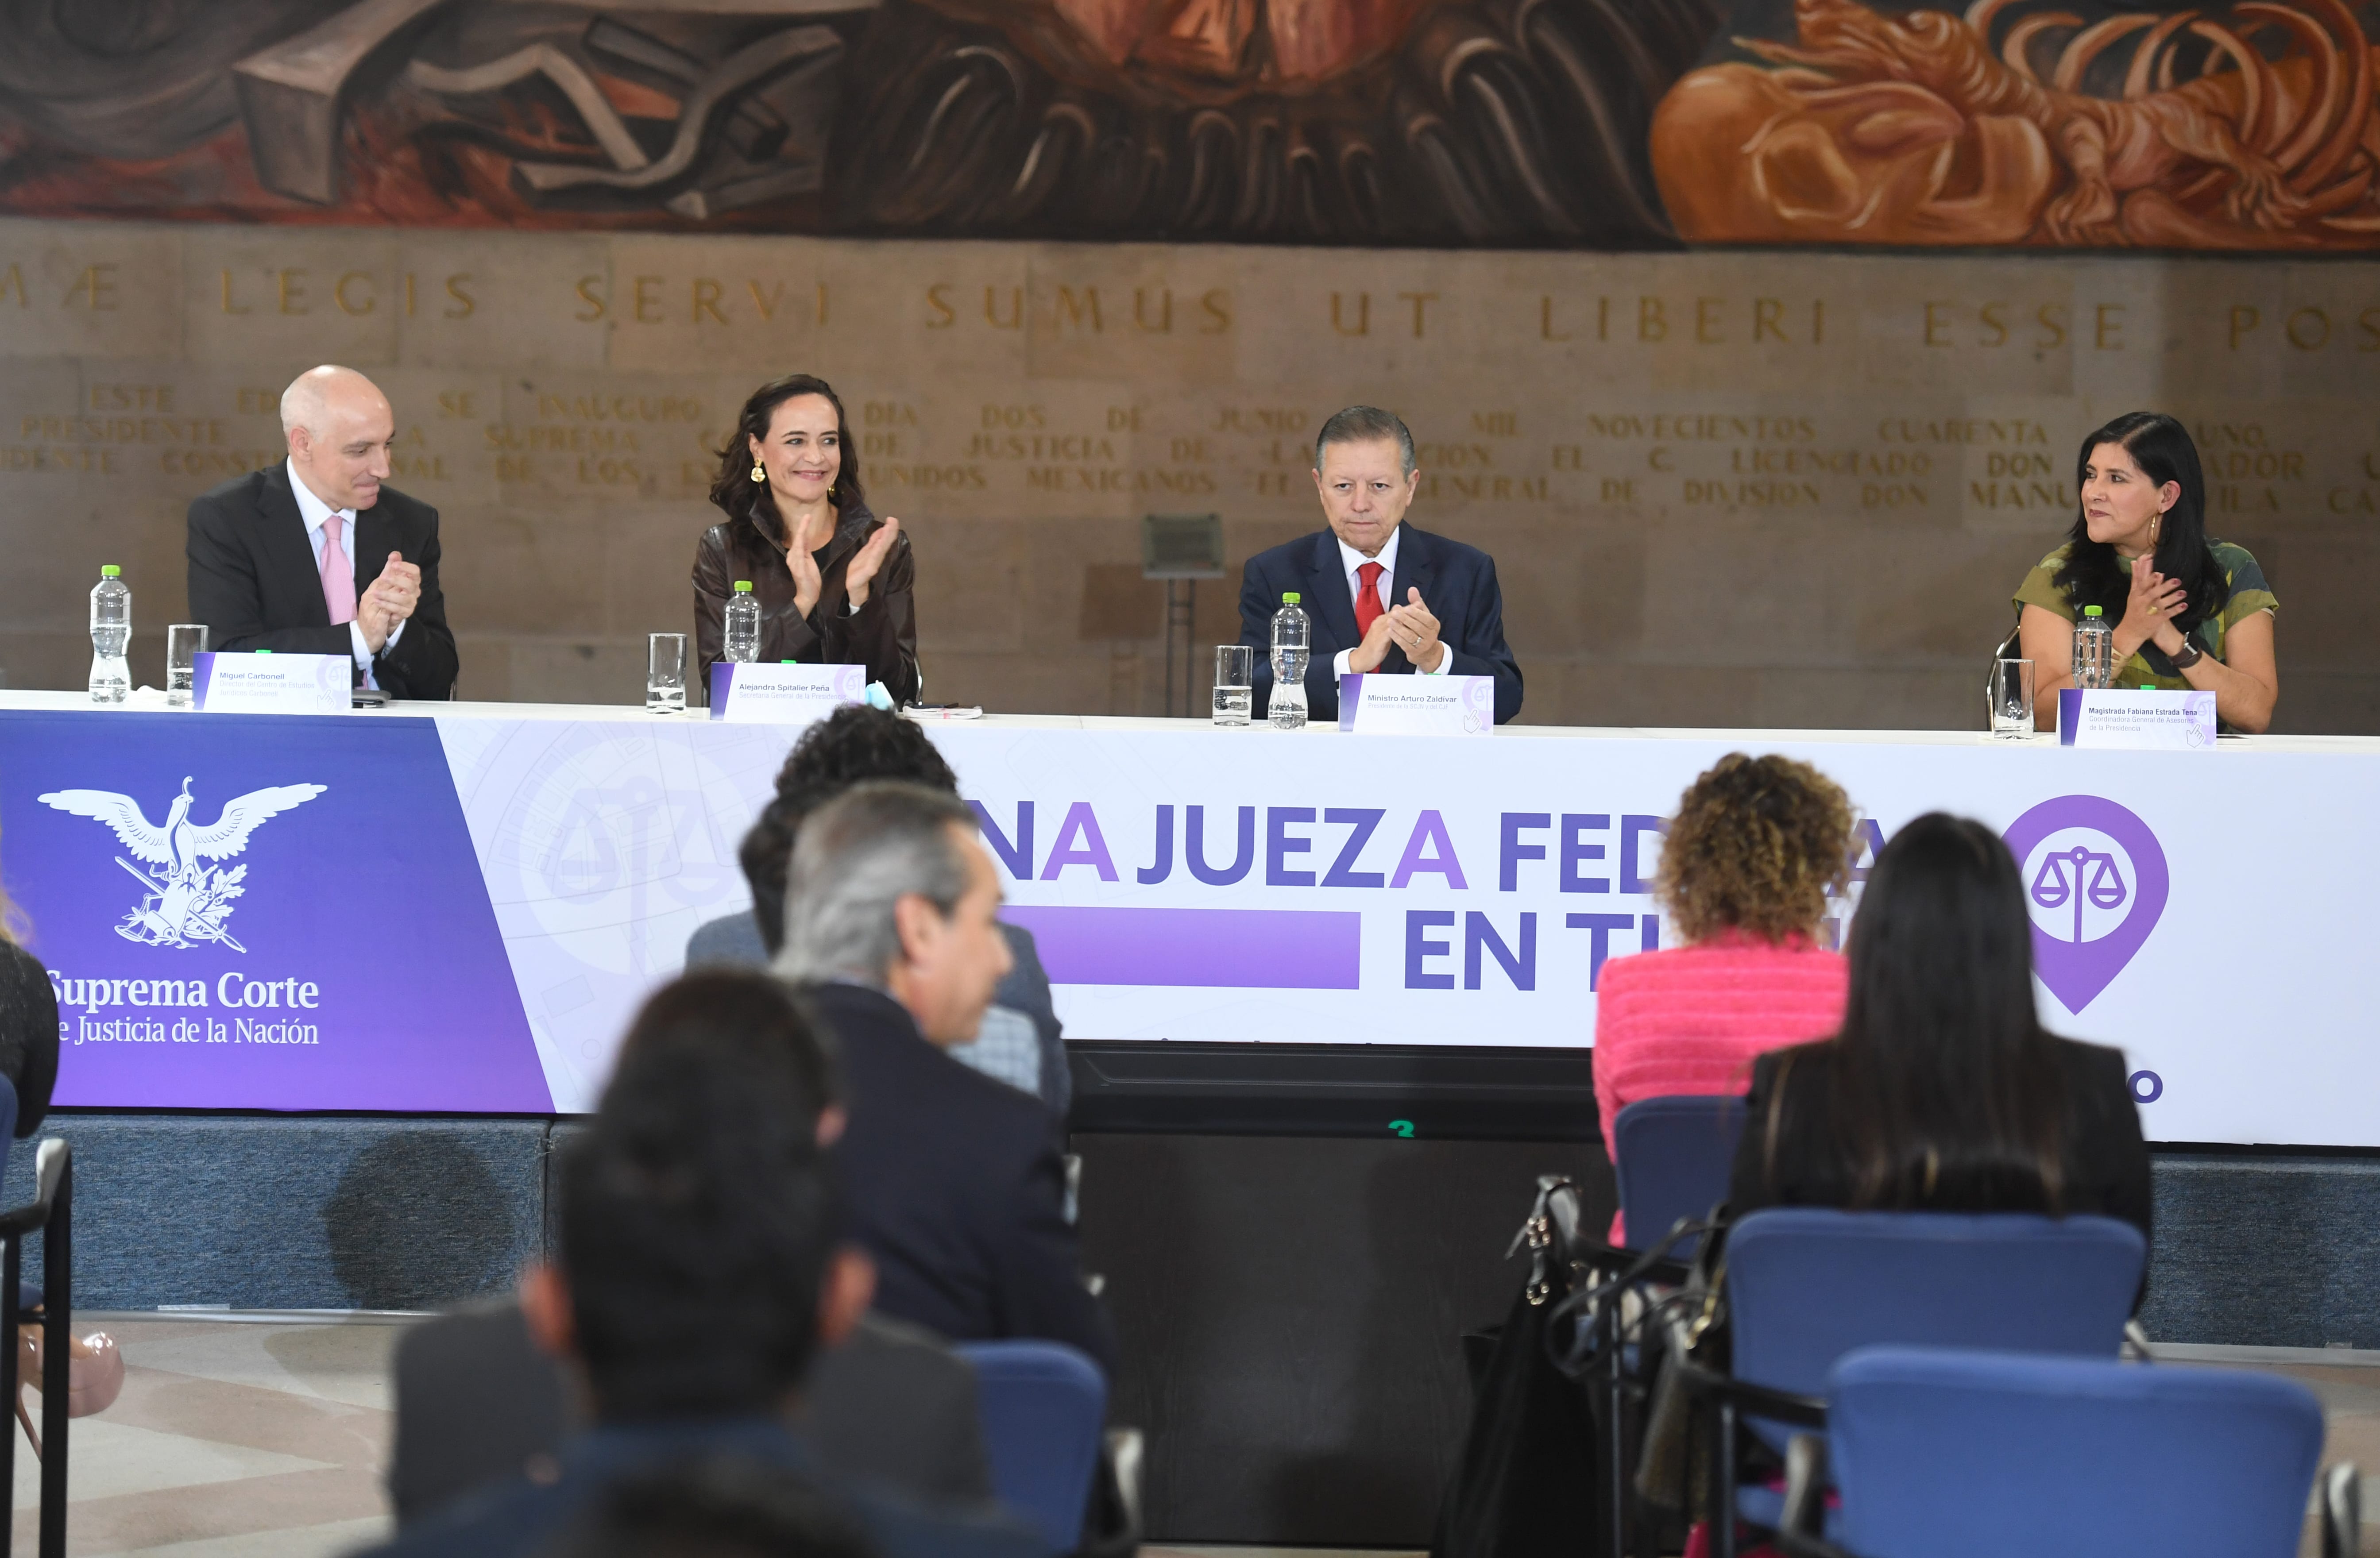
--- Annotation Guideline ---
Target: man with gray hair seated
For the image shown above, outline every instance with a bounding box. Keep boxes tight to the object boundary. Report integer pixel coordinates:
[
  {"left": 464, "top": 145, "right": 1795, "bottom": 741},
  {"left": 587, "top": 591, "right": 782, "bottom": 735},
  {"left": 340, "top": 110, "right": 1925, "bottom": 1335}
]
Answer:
[
  {"left": 777, "top": 781, "right": 1116, "bottom": 1373},
  {"left": 1236, "top": 402, "right": 1521, "bottom": 725}
]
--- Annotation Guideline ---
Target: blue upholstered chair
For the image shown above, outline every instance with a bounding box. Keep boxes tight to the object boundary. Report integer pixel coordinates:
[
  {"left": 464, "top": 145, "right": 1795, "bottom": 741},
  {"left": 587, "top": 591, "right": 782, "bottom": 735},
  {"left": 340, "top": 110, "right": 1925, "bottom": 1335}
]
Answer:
[
  {"left": 1671, "top": 1208, "right": 2147, "bottom": 1558},
  {"left": 1773, "top": 1346, "right": 2353, "bottom": 1558},
  {"left": 954, "top": 1339, "right": 1108, "bottom": 1554},
  {"left": 1611, "top": 1094, "right": 1746, "bottom": 1261}
]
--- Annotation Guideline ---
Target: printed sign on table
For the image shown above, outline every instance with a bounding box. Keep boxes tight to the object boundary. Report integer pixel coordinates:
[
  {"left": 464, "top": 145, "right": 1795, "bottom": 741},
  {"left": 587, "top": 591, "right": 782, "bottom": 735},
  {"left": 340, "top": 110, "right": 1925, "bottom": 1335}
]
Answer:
[
  {"left": 1336, "top": 674, "right": 1495, "bottom": 735},
  {"left": 0, "top": 710, "right": 549, "bottom": 1111},
  {"left": 708, "top": 662, "right": 867, "bottom": 723},
  {"left": 2058, "top": 689, "right": 2218, "bottom": 749},
  {"left": 191, "top": 652, "right": 349, "bottom": 715},
  {"left": 4, "top": 703, "right": 2377, "bottom": 1145}
]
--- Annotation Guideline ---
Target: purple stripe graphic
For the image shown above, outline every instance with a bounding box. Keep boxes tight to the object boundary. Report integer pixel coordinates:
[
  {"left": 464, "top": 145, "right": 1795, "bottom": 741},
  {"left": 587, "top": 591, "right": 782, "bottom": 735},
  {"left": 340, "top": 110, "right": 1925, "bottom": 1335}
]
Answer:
[{"left": 1002, "top": 906, "right": 1361, "bottom": 989}]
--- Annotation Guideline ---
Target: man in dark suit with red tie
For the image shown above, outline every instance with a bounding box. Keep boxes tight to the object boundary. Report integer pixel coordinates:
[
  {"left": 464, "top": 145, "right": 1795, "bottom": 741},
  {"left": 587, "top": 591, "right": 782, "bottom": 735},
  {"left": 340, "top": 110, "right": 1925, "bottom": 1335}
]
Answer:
[
  {"left": 1237, "top": 405, "right": 1523, "bottom": 725},
  {"left": 185, "top": 365, "right": 458, "bottom": 700}
]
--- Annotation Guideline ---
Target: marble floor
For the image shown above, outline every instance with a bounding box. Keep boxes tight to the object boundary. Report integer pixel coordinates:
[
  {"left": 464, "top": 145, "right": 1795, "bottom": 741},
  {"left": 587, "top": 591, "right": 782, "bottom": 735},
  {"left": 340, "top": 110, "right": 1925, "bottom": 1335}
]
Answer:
[{"left": 4, "top": 1316, "right": 2376, "bottom": 1555}]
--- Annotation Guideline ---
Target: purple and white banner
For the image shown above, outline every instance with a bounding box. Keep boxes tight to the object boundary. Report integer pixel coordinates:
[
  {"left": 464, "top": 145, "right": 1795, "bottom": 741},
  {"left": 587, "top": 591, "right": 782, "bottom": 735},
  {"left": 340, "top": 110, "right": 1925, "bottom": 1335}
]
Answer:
[{"left": 2, "top": 702, "right": 2376, "bottom": 1145}]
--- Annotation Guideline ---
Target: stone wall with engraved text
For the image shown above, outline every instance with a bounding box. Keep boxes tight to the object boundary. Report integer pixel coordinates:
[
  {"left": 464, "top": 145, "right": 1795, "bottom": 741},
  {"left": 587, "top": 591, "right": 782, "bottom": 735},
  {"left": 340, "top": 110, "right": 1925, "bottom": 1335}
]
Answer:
[{"left": 1, "top": 218, "right": 2373, "bottom": 732}]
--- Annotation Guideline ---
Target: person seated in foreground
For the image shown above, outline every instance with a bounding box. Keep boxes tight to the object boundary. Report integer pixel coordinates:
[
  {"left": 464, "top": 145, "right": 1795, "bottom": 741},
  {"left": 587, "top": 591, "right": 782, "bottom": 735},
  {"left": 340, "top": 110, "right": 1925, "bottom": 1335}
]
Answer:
[
  {"left": 365, "top": 972, "right": 1041, "bottom": 1558},
  {"left": 777, "top": 782, "right": 1117, "bottom": 1373},
  {"left": 686, "top": 706, "right": 1069, "bottom": 1114},
  {"left": 386, "top": 972, "right": 994, "bottom": 1527},
  {"left": 0, "top": 861, "right": 120, "bottom": 1437},
  {"left": 1730, "top": 813, "right": 2152, "bottom": 1251},
  {"left": 1592, "top": 753, "right": 1854, "bottom": 1245},
  {"left": 541, "top": 1456, "right": 877, "bottom": 1558}
]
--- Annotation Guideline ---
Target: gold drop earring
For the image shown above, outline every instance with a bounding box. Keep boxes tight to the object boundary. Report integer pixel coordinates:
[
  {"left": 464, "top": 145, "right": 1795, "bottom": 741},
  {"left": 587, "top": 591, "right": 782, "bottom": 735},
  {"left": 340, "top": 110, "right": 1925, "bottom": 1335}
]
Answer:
[{"left": 750, "top": 460, "right": 766, "bottom": 484}]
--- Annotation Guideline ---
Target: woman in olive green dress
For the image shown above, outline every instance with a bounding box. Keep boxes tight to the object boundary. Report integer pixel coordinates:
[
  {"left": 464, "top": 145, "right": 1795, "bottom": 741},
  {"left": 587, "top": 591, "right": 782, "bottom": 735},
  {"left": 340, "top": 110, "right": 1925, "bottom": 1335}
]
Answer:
[{"left": 2013, "top": 412, "right": 2279, "bottom": 732}]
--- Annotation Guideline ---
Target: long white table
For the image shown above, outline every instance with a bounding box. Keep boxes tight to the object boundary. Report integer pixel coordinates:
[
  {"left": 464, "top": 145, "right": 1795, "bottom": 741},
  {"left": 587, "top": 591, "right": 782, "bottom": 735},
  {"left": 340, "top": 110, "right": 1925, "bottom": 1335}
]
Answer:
[{"left": 2, "top": 690, "right": 2372, "bottom": 1144}]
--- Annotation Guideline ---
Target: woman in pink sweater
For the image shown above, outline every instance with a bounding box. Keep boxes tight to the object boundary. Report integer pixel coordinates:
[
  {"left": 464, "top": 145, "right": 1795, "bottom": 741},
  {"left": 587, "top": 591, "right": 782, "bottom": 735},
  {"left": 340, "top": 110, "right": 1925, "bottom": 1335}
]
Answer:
[{"left": 1594, "top": 753, "right": 1854, "bottom": 1242}]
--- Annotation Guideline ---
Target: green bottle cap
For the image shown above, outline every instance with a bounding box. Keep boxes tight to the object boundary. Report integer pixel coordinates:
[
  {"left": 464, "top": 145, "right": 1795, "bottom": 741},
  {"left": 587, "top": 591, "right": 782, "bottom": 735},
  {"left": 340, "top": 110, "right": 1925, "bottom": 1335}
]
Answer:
[
  {"left": 1282, "top": 592, "right": 1302, "bottom": 605},
  {"left": 2083, "top": 605, "right": 2104, "bottom": 618},
  {"left": 100, "top": 565, "right": 120, "bottom": 578},
  {"left": 780, "top": 659, "right": 797, "bottom": 665},
  {"left": 2141, "top": 684, "right": 2156, "bottom": 691},
  {"left": 255, "top": 649, "right": 272, "bottom": 655},
  {"left": 733, "top": 580, "right": 753, "bottom": 593}
]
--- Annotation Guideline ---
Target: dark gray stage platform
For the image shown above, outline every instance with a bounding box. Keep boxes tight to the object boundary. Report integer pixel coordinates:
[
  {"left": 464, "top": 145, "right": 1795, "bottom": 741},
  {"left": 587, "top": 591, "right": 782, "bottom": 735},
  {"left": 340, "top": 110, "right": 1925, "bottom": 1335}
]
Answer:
[{"left": 14, "top": 1099, "right": 2376, "bottom": 1546}]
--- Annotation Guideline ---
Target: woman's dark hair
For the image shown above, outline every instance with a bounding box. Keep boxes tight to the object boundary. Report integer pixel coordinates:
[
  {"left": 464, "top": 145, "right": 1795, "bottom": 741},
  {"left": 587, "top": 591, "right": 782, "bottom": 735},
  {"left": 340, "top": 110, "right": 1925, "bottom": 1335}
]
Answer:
[
  {"left": 1785, "top": 813, "right": 2069, "bottom": 1213},
  {"left": 740, "top": 706, "right": 961, "bottom": 953},
  {"left": 559, "top": 972, "right": 842, "bottom": 1420},
  {"left": 707, "top": 374, "right": 865, "bottom": 548},
  {"left": 1656, "top": 753, "right": 1854, "bottom": 945},
  {"left": 2052, "top": 412, "right": 2229, "bottom": 676}
]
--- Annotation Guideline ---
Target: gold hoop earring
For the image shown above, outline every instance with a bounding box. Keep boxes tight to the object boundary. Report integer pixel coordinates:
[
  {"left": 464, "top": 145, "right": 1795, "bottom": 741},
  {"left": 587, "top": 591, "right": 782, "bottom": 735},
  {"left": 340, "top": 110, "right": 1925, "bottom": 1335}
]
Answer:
[{"left": 750, "top": 462, "right": 766, "bottom": 484}]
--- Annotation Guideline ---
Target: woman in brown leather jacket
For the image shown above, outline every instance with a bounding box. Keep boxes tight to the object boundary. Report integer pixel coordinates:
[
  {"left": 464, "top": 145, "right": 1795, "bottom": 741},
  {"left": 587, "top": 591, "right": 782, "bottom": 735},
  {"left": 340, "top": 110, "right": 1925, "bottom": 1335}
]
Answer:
[{"left": 693, "top": 374, "right": 920, "bottom": 703}]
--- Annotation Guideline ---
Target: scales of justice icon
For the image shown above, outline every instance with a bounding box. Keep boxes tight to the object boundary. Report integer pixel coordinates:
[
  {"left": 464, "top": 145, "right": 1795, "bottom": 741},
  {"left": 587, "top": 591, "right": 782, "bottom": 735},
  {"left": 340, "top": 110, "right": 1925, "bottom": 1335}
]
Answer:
[{"left": 2029, "top": 843, "right": 2131, "bottom": 945}]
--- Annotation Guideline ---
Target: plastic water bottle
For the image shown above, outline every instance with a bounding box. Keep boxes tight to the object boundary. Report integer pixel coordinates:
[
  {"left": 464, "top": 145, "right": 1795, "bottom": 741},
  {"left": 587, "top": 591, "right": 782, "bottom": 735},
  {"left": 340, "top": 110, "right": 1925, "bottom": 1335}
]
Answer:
[
  {"left": 89, "top": 564, "right": 130, "bottom": 705},
  {"left": 723, "top": 580, "right": 761, "bottom": 663},
  {"left": 1269, "top": 591, "right": 1310, "bottom": 730},
  {"left": 2072, "top": 604, "right": 2113, "bottom": 690}
]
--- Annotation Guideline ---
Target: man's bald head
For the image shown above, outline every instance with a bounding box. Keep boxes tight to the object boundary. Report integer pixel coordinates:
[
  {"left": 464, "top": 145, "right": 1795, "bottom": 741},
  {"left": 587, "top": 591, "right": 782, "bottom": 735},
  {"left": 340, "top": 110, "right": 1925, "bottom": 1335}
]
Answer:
[{"left": 282, "top": 366, "right": 395, "bottom": 511}]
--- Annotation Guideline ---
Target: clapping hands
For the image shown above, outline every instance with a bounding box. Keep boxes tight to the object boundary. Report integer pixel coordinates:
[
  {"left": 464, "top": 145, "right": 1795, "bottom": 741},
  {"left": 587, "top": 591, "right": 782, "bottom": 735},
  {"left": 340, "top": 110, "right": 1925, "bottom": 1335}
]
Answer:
[{"left": 355, "top": 552, "right": 419, "bottom": 653}]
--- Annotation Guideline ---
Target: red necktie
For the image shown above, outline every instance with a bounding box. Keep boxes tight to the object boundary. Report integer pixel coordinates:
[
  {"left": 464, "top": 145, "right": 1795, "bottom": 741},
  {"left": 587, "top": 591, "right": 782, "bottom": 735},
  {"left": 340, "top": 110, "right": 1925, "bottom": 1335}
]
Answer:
[{"left": 1355, "top": 561, "right": 1385, "bottom": 639}]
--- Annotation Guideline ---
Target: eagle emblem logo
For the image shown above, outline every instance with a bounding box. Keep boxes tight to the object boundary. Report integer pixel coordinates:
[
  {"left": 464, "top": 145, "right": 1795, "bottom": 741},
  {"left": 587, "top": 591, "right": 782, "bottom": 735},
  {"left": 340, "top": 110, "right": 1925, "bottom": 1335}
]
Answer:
[{"left": 37, "top": 777, "right": 326, "bottom": 953}]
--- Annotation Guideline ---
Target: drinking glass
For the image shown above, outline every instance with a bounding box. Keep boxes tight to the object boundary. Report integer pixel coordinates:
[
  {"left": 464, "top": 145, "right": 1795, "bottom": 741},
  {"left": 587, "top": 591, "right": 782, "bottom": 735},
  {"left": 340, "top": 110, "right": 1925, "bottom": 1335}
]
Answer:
[
  {"left": 647, "top": 633, "right": 687, "bottom": 714},
  {"left": 1212, "top": 645, "right": 1252, "bottom": 726},
  {"left": 1991, "top": 656, "right": 2035, "bottom": 739},
  {"left": 166, "top": 624, "right": 207, "bottom": 707}
]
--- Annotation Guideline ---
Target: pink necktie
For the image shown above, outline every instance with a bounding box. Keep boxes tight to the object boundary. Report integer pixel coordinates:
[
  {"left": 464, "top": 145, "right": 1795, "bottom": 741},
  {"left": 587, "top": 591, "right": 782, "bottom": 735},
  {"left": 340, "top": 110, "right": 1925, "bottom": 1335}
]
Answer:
[{"left": 320, "top": 514, "right": 356, "bottom": 626}]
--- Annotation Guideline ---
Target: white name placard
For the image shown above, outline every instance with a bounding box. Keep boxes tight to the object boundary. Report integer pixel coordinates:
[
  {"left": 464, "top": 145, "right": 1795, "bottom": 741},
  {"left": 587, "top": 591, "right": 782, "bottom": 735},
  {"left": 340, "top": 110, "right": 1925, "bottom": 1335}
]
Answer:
[
  {"left": 190, "top": 652, "right": 350, "bottom": 715},
  {"left": 1336, "top": 673, "right": 1495, "bottom": 736},
  {"left": 708, "top": 662, "right": 868, "bottom": 723},
  {"left": 2059, "top": 688, "right": 2218, "bottom": 750}
]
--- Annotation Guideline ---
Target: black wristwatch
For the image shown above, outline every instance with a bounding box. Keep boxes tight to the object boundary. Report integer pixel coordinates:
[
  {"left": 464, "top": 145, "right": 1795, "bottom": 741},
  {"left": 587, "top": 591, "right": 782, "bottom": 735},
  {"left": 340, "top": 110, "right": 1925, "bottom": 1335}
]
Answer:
[{"left": 2169, "top": 638, "right": 2204, "bottom": 670}]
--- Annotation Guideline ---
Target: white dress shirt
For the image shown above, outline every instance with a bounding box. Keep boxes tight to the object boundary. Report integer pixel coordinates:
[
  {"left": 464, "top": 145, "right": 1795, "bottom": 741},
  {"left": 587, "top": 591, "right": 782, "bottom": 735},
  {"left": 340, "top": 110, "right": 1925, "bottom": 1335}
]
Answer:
[
  {"left": 1331, "top": 527, "right": 1450, "bottom": 678},
  {"left": 287, "top": 459, "right": 402, "bottom": 689}
]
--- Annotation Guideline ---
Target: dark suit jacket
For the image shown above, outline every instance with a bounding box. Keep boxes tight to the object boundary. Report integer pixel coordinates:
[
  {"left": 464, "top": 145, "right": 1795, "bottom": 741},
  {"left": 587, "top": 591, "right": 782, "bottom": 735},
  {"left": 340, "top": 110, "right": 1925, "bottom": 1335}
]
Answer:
[
  {"left": 692, "top": 500, "right": 920, "bottom": 704},
  {"left": 1728, "top": 1038, "right": 2154, "bottom": 1247},
  {"left": 368, "top": 1415, "right": 1043, "bottom": 1558},
  {"left": 185, "top": 463, "right": 458, "bottom": 699},
  {"left": 1237, "top": 523, "right": 1522, "bottom": 725},
  {"left": 386, "top": 1300, "right": 993, "bottom": 1528},
  {"left": 682, "top": 919, "right": 1071, "bottom": 1116},
  {"left": 805, "top": 982, "right": 1115, "bottom": 1374}
]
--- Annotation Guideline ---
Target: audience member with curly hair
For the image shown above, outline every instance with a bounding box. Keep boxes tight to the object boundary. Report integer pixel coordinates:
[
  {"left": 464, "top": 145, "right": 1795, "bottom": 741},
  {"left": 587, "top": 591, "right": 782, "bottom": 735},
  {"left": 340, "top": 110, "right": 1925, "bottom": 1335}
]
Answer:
[{"left": 1591, "top": 753, "right": 1857, "bottom": 1242}]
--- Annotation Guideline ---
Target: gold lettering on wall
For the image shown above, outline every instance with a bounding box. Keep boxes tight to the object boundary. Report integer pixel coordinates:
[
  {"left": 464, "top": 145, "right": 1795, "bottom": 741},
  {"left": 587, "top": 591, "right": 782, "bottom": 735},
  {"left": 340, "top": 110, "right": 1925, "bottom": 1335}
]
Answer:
[
  {"left": 334, "top": 272, "right": 375, "bottom": 315},
  {"left": 1055, "top": 285, "right": 1101, "bottom": 332},
  {"left": 985, "top": 286, "right": 1022, "bottom": 329},
  {"left": 66, "top": 264, "right": 118, "bottom": 311},
  {"left": 1400, "top": 291, "right": 1436, "bottom": 337},
  {"left": 1331, "top": 292, "right": 1369, "bottom": 336},
  {"left": 925, "top": 284, "right": 954, "bottom": 328}
]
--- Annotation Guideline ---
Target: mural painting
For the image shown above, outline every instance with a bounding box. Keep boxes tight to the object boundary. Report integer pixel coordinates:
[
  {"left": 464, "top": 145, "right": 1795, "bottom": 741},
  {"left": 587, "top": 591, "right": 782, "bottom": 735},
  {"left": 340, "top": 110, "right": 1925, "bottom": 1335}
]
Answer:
[{"left": 0, "top": 0, "right": 2370, "bottom": 250}]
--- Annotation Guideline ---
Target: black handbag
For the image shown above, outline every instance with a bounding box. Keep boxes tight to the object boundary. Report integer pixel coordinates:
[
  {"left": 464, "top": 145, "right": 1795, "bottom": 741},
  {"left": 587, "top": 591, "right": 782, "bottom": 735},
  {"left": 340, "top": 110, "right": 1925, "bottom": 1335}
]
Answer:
[{"left": 1430, "top": 1176, "right": 1608, "bottom": 1558}]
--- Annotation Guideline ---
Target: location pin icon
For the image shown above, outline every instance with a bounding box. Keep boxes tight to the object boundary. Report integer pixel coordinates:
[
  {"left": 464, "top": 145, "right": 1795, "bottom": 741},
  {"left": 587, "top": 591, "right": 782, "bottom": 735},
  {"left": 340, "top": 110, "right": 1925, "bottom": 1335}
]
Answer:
[{"left": 2001, "top": 796, "right": 2169, "bottom": 1014}]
